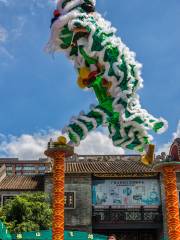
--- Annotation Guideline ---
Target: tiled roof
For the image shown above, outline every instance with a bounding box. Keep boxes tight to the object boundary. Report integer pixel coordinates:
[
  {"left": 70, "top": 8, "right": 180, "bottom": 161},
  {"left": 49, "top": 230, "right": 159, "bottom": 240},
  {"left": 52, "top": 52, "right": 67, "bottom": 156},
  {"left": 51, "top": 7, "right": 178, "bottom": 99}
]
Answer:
[
  {"left": 0, "top": 175, "right": 44, "bottom": 191},
  {"left": 65, "top": 155, "right": 157, "bottom": 176}
]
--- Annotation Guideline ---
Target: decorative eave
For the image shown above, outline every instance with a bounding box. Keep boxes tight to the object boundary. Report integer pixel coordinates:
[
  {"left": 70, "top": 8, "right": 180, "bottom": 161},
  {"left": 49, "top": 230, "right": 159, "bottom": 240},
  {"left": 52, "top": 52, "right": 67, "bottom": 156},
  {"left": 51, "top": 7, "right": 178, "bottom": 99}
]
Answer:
[
  {"left": 0, "top": 175, "right": 44, "bottom": 191},
  {"left": 93, "top": 172, "right": 158, "bottom": 178},
  {"left": 44, "top": 155, "right": 157, "bottom": 176}
]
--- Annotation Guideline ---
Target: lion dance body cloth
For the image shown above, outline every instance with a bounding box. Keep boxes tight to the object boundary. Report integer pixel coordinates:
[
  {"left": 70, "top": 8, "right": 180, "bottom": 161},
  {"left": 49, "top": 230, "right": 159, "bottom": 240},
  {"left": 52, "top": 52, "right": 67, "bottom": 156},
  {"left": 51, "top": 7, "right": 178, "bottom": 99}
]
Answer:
[{"left": 47, "top": 0, "right": 168, "bottom": 153}]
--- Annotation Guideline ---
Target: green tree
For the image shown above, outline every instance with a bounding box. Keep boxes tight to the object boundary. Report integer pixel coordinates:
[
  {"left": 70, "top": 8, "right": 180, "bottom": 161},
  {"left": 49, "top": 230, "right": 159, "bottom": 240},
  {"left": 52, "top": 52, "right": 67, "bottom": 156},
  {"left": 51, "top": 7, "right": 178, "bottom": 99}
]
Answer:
[{"left": 0, "top": 192, "right": 52, "bottom": 234}]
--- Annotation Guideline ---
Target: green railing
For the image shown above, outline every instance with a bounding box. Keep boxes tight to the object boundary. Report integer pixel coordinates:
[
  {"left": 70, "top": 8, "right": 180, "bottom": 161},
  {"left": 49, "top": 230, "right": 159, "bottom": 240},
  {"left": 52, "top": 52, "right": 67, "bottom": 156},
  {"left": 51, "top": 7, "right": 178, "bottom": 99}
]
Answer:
[
  {"left": 0, "top": 221, "right": 169, "bottom": 240},
  {"left": 0, "top": 220, "right": 108, "bottom": 240},
  {"left": 0, "top": 221, "right": 12, "bottom": 240},
  {"left": 11, "top": 230, "right": 107, "bottom": 240}
]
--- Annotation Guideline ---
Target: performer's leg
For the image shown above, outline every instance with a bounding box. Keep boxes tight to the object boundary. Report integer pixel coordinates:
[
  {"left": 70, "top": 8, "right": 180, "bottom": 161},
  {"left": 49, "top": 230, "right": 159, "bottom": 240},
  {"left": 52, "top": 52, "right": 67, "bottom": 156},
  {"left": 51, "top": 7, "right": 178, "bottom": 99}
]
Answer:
[
  {"left": 109, "top": 122, "right": 148, "bottom": 152},
  {"left": 62, "top": 105, "right": 107, "bottom": 146},
  {"left": 109, "top": 119, "right": 155, "bottom": 165},
  {"left": 112, "top": 60, "right": 167, "bottom": 136}
]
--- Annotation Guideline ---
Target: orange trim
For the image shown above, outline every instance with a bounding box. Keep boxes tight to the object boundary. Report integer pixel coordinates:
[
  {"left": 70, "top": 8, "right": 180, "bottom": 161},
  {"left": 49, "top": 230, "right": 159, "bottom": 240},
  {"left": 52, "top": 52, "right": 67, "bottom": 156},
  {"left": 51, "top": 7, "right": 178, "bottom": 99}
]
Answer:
[
  {"left": 163, "top": 166, "right": 180, "bottom": 240},
  {"left": 44, "top": 144, "right": 74, "bottom": 240},
  {"left": 52, "top": 152, "right": 65, "bottom": 240}
]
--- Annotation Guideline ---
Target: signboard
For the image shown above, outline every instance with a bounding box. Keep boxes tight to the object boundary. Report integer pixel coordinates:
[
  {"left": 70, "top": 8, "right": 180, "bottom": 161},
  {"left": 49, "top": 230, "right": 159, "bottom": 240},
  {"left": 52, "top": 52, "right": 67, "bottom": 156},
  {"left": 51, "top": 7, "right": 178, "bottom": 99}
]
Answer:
[
  {"left": 12, "top": 230, "right": 107, "bottom": 240},
  {"left": 92, "top": 179, "right": 160, "bottom": 206},
  {"left": 65, "top": 192, "right": 75, "bottom": 209}
]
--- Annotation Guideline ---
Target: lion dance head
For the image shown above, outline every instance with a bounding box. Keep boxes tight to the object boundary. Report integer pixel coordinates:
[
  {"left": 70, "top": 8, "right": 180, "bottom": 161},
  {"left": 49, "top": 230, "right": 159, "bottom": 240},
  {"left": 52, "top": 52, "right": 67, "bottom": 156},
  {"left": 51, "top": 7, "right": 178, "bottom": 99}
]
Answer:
[{"left": 57, "top": 0, "right": 96, "bottom": 14}]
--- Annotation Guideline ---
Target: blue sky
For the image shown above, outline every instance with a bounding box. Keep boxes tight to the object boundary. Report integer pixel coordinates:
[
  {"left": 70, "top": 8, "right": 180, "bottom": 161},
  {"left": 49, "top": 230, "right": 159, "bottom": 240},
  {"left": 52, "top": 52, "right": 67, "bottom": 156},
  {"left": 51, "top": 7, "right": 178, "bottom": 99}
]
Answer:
[{"left": 0, "top": 0, "right": 179, "bottom": 159}]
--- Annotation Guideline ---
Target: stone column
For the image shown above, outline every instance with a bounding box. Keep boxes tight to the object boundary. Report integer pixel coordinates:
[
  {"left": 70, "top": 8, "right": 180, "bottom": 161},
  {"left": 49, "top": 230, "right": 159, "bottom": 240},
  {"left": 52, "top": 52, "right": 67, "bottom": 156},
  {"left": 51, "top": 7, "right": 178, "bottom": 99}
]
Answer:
[
  {"left": 155, "top": 139, "right": 180, "bottom": 240},
  {"left": 45, "top": 141, "right": 74, "bottom": 240},
  {"left": 155, "top": 161, "right": 180, "bottom": 240},
  {"left": 163, "top": 166, "right": 180, "bottom": 240}
]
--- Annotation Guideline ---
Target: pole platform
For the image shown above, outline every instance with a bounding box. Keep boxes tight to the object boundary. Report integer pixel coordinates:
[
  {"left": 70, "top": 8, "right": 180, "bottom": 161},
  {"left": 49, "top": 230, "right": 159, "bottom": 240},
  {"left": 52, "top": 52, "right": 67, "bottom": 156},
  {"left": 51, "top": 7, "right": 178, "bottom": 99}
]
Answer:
[{"left": 45, "top": 140, "right": 74, "bottom": 240}]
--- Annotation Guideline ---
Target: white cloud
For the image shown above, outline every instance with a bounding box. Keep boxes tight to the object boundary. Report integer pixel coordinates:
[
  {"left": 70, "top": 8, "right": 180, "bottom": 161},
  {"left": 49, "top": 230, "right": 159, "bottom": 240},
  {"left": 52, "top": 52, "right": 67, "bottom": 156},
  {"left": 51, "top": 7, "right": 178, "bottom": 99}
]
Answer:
[
  {"left": 0, "top": 26, "right": 13, "bottom": 62},
  {"left": 157, "top": 120, "right": 180, "bottom": 154},
  {"left": 172, "top": 120, "right": 180, "bottom": 139},
  {"left": 11, "top": 16, "right": 26, "bottom": 39},
  {"left": 0, "top": 0, "right": 9, "bottom": 6},
  {"left": 0, "top": 46, "right": 14, "bottom": 59},
  {"left": 76, "top": 131, "right": 124, "bottom": 155},
  {"left": 4, "top": 136, "right": 43, "bottom": 158},
  {"left": 0, "top": 129, "right": 124, "bottom": 160},
  {"left": 0, "top": 130, "right": 60, "bottom": 160},
  {"left": 0, "top": 25, "right": 8, "bottom": 43}
]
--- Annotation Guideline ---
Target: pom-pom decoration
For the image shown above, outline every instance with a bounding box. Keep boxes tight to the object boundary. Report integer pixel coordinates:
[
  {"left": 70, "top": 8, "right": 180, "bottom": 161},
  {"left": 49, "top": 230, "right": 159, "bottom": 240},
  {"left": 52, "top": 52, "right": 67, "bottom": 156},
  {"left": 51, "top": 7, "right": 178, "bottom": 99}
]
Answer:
[{"left": 53, "top": 9, "right": 60, "bottom": 17}]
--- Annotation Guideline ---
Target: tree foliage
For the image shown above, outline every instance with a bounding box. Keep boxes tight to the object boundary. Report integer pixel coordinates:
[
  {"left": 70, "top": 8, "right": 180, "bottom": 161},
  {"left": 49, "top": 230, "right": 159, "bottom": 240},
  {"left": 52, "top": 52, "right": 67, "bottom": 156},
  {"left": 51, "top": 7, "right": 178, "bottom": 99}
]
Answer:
[{"left": 0, "top": 192, "right": 52, "bottom": 233}]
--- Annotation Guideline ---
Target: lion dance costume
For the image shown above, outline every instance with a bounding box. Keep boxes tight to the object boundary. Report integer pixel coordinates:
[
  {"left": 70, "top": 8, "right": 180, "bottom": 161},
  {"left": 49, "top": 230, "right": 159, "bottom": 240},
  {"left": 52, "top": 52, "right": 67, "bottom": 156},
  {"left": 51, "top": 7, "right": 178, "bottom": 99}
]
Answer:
[{"left": 47, "top": 0, "right": 168, "bottom": 164}]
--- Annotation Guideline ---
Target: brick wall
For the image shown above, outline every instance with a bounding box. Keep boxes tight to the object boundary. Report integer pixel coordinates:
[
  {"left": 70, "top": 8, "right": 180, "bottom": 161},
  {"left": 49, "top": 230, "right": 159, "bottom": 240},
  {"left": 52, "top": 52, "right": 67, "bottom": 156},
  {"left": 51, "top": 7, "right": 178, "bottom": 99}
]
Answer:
[{"left": 44, "top": 173, "right": 92, "bottom": 232}]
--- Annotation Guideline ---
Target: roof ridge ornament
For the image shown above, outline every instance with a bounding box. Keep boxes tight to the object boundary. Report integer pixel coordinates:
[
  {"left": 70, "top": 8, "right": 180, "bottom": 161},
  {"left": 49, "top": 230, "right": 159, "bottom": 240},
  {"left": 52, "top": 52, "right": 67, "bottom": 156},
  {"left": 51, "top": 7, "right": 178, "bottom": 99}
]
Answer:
[
  {"left": 169, "top": 138, "right": 180, "bottom": 162},
  {"left": 155, "top": 138, "right": 180, "bottom": 163}
]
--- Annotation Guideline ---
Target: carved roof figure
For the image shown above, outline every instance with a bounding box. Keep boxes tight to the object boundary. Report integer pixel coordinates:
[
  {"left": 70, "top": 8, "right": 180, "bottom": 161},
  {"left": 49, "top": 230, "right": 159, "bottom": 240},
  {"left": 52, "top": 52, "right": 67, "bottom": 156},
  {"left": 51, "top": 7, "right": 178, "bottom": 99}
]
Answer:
[{"left": 169, "top": 138, "right": 180, "bottom": 162}]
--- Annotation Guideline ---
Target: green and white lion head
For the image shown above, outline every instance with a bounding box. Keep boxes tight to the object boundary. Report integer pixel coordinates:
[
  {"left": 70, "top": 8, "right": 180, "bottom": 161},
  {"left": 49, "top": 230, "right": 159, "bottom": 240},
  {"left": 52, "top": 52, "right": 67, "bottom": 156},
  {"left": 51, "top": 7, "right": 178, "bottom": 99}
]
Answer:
[{"left": 57, "top": 0, "right": 96, "bottom": 13}]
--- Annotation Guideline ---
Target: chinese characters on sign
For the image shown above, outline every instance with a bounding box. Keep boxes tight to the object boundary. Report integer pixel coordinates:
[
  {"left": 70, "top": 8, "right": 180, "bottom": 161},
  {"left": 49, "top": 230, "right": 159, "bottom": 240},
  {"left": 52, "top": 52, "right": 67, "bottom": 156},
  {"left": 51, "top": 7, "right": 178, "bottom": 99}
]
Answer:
[
  {"left": 92, "top": 179, "right": 161, "bottom": 207},
  {"left": 65, "top": 192, "right": 75, "bottom": 209}
]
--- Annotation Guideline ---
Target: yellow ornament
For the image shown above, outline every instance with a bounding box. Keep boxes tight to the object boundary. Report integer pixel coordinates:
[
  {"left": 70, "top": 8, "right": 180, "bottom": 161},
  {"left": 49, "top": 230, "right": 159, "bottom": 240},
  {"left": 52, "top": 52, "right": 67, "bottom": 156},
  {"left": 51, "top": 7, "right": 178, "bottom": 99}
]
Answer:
[
  {"left": 107, "top": 81, "right": 112, "bottom": 89},
  {"left": 57, "top": 136, "right": 67, "bottom": 145},
  {"left": 77, "top": 77, "right": 86, "bottom": 89},
  {"left": 141, "top": 144, "right": 155, "bottom": 165},
  {"left": 79, "top": 67, "right": 91, "bottom": 79}
]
